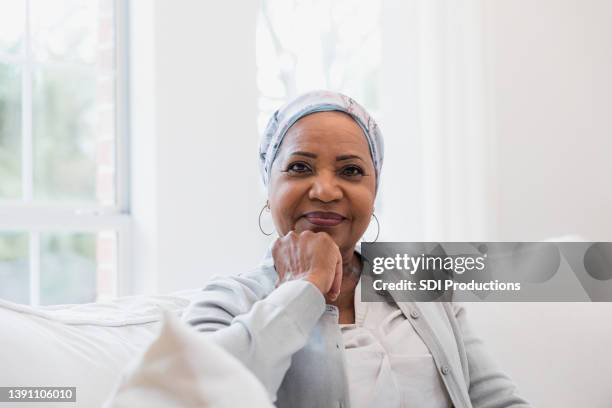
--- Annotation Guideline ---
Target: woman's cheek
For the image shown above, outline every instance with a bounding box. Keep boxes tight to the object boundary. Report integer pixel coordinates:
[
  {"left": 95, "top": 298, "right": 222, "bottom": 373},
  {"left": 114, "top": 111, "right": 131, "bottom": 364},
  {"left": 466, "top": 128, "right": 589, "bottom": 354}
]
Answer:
[
  {"left": 353, "top": 215, "right": 370, "bottom": 239},
  {"left": 271, "top": 202, "right": 295, "bottom": 233},
  {"left": 353, "top": 193, "right": 376, "bottom": 235},
  {"left": 270, "top": 185, "right": 303, "bottom": 233}
]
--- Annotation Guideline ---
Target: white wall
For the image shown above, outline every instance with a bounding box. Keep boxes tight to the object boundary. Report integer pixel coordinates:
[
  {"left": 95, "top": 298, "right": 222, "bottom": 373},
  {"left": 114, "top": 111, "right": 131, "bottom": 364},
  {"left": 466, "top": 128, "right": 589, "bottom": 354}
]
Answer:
[
  {"left": 128, "top": 1, "right": 612, "bottom": 406},
  {"left": 469, "top": 2, "right": 612, "bottom": 406},
  {"left": 130, "top": 0, "right": 271, "bottom": 295},
  {"left": 483, "top": 0, "right": 612, "bottom": 242}
]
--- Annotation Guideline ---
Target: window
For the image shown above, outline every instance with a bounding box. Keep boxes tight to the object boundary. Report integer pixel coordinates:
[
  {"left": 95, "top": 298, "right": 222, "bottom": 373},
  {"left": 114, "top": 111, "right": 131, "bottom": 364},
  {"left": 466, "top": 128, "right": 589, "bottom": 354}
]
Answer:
[
  {"left": 256, "top": 0, "right": 382, "bottom": 133},
  {"left": 0, "top": 0, "right": 129, "bottom": 305}
]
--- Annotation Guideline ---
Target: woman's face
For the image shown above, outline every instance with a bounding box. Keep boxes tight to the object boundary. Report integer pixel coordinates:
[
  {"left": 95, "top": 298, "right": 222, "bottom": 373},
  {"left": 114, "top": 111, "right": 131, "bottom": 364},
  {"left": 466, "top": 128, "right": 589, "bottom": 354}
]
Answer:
[{"left": 268, "top": 111, "right": 376, "bottom": 256}]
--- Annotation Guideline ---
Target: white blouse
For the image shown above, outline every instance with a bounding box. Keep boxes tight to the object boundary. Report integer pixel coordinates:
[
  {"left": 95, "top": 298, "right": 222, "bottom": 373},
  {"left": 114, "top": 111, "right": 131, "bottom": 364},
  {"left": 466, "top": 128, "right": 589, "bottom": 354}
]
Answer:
[{"left": 339, "top": 281, "right": 453, "bottom": 408}]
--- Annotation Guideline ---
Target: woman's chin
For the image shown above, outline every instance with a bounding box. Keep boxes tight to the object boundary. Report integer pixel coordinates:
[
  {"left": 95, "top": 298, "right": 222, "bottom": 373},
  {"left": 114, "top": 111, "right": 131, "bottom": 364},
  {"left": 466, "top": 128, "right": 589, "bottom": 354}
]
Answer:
[
  {"left": 294, "top": 221, "right": 347, "bottom": 246},
  {"left": 297, "top": 219, "right": 341, "bottom": 233}
]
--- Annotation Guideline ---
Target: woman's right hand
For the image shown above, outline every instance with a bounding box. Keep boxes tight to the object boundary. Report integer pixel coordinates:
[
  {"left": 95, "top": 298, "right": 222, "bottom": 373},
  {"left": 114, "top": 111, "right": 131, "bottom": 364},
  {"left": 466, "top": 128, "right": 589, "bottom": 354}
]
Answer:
[{"left": 271, "top": 230, "right": 343, "bottom": 302}]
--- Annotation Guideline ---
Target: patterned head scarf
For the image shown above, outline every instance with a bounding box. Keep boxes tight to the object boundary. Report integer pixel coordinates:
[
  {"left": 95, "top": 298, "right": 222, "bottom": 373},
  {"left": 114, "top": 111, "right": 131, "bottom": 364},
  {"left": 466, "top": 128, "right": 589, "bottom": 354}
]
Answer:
[{"left": 259, "top": 90, "right": 384, "bottom": 192}]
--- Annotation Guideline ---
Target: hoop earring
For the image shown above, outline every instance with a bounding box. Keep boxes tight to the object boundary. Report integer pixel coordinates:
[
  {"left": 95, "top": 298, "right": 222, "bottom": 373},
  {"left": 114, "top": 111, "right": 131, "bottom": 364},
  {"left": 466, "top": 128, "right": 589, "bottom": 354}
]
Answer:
[
  {"left": 258, "top": 201, "right": 274, "bottom": 236},
  {"left": 364, "top": 213, "right": 380, "bottom": 243}
]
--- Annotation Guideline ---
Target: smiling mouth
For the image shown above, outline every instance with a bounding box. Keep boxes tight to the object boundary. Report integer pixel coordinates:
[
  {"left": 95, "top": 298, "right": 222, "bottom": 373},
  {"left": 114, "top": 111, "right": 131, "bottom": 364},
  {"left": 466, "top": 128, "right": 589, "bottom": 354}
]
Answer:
[{"left": 303, "top": 211, "right": 346, "bottom": 227}]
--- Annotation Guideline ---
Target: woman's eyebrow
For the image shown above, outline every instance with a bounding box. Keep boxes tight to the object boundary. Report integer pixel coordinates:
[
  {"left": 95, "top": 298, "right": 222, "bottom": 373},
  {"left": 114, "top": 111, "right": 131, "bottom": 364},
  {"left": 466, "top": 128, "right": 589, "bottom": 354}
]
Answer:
[
  {"left": 290, "top": 151, "right": 317, "bottom": 158},
  {"left": 336, "top": 154, "right": 364, "bottom": 162},
  {"left": 289, "top": 151, "right": 364, "bottom": 162}
]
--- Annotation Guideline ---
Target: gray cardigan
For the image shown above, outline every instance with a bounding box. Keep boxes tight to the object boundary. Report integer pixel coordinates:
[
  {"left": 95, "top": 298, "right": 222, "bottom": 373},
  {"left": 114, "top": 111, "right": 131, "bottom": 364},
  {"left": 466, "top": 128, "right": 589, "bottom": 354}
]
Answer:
[{"left": 183, "top": 251, "right": 531, "bottom": 408}]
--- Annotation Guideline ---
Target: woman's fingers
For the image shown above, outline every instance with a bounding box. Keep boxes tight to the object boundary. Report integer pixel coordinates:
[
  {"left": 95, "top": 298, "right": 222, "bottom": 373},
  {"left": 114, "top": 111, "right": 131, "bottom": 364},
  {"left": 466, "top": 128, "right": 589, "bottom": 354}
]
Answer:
[
  {"left": 329, "top": 247, "right": 343, "bottom": 301},
  {"left": 273, "top": 230, "right": 345, "bottom": 300}
]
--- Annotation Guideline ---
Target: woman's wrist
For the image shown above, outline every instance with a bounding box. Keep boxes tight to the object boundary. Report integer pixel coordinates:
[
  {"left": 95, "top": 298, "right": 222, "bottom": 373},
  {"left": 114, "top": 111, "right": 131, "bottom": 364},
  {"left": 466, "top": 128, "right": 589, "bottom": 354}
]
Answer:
[{"left": 305, "top": 273, "right": 328, "bottom": 295}]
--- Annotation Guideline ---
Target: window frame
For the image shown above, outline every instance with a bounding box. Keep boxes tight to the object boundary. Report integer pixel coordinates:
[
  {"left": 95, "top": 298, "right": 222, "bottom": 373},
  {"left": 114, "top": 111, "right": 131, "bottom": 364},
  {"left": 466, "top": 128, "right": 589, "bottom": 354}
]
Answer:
[{"left": 0, "top": 0, "right": 132, "bottom": 305}]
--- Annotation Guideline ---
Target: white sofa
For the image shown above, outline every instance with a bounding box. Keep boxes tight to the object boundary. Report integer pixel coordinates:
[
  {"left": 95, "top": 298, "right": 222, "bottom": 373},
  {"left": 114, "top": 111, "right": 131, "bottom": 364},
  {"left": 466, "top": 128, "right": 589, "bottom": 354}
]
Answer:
[
  {"left": 0, "top": 291, "right": 272, "bottom": 407},
  {"left": 4, "top": 289, "right": 611, "bottom": 407}
]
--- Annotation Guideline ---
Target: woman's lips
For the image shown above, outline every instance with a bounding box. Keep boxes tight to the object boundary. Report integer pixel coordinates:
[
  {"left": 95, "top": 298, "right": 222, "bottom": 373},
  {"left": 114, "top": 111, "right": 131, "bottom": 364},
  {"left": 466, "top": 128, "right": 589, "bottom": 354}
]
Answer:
[{"left": 303, "top": 211, "right": 346, "bottom": 227}]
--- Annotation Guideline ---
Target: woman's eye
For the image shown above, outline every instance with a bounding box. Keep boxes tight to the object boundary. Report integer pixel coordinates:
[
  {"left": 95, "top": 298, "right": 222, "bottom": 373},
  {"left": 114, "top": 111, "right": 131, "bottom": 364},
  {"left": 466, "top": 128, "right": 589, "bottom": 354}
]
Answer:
[
  {"left": 287, "top": 162, "right": 311, "bottom": 174},
  {"left": 341, "top": 165, "right": 364, "bottom": 177}
]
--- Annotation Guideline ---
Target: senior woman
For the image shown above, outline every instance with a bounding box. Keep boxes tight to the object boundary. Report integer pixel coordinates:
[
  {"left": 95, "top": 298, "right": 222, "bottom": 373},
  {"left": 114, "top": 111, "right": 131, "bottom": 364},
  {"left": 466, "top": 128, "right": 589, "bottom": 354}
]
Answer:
[{"left": 183, "top": 91, "right": 530, "bottom": 408}]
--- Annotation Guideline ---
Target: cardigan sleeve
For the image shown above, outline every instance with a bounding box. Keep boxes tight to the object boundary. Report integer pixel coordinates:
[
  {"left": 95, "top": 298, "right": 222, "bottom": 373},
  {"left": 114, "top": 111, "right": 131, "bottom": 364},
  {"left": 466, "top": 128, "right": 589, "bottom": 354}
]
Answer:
[
  {"left": 182, "top": 268, "right": 326, "bottom": 403},
  {"left": 452, "top": 303, "right": 532, "bottom": 408}
]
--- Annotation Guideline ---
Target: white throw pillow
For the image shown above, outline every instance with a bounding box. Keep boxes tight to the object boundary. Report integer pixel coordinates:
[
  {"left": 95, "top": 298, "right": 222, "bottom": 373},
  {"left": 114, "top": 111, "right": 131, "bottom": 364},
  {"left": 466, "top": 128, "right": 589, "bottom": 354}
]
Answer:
[{"left": 105, "top": 312, "right": 273, "bottom": 408}]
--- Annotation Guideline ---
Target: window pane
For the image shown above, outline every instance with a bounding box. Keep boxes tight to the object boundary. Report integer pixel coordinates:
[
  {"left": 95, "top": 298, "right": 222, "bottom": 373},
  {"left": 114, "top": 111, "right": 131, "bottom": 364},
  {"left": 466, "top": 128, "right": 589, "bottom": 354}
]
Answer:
[
  {"left": 0, "top": 63, "right": 22, "bottom": 199},
  {"left": 31, "top": 0, "right": 117, "bottom": 205},
  {"left": 30, "top": 0, "right": 111, "bottom": 65},
  {"left": 0, "top": 0, "right": 25, "bottom": 56},
  {"left": 0, "top": 232, "right": 29, "bottom": 304},
  {"left": 40, "top": 230, "right": 116, "bottom": 305},
  {"left": 32, "top": 65, "right": 115, "bottom": 203}
]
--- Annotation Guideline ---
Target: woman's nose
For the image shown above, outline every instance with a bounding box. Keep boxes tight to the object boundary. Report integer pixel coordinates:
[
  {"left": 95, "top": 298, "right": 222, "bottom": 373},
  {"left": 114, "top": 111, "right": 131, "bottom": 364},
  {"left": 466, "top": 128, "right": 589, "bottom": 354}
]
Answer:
[{"left": 308, "top": 171, "right": 343, "bottom": 202}]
